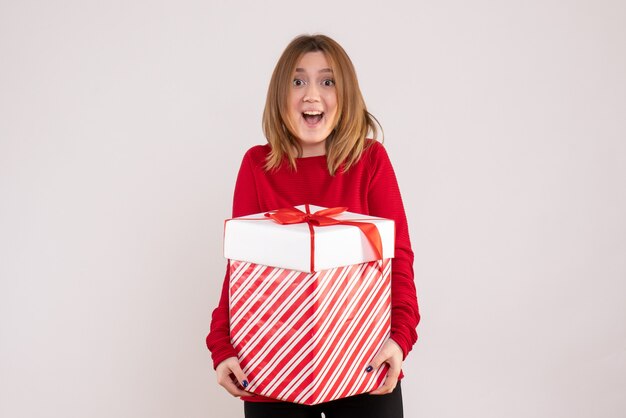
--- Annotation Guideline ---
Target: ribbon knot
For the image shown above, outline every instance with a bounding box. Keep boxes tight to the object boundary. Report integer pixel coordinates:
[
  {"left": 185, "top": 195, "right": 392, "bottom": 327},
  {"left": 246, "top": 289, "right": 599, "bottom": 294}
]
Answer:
[{"left": 264, "top": 204, "right": 383, "bottom": 272}]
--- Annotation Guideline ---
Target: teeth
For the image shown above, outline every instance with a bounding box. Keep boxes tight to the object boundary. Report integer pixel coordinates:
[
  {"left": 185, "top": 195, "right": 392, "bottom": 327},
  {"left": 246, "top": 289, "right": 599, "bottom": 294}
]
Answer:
[{"left": 303, "top": 111, "right": 322, "bottom": 115}]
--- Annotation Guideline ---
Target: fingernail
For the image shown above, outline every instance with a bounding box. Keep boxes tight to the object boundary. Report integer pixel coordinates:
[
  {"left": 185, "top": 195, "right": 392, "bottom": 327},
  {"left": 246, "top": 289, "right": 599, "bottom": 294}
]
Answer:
[
  {"left": 242, "top": 380, "right": 248, "bottom": 388},
  {"left": 366, "top": 365, "right": 373, "bottom": 373}
]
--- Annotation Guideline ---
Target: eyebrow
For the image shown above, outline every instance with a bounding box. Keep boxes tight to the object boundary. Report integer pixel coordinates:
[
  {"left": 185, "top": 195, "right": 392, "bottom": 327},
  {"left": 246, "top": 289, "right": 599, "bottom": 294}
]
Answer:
[{"left": 294, "top": 68, "right": 334, "bottom": 73}]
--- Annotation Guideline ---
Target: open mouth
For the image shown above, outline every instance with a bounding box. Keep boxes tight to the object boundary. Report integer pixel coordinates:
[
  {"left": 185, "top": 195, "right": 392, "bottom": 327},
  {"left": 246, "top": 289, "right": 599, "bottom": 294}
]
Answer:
[{"left": 302, "top": 111, "right": 324, "bottom": 125}]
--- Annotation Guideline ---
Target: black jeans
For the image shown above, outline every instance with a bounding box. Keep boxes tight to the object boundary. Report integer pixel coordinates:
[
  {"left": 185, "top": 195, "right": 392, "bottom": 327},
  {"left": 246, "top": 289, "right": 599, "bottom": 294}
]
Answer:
[{"left": 244, "top": 381, "right": 403, "bottom": 418}]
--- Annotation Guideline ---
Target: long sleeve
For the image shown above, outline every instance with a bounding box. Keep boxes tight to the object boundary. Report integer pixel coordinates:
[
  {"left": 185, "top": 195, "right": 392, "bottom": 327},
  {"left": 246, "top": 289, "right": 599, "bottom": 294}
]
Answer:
[
  {"left": 366, "top": 144, "right": 420, "bottom": 359},
  {"left": 206, "top": 149, "right": 261, "bottom": 369}
]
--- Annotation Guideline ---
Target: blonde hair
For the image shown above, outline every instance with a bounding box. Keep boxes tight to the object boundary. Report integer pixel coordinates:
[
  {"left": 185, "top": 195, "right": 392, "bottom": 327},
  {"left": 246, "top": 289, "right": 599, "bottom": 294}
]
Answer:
[{"left": 262, "top": 34, "right": 382, "bottom": 175}]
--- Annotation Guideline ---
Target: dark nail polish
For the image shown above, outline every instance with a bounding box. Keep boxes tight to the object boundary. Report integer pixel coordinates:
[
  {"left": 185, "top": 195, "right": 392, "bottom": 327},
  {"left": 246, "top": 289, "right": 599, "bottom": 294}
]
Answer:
[
  {"left": 366, "top": 365, "right": 373, "bottom": 373},
  {"left": 242, "top": 380, "right": 249, "bottom": 388}
]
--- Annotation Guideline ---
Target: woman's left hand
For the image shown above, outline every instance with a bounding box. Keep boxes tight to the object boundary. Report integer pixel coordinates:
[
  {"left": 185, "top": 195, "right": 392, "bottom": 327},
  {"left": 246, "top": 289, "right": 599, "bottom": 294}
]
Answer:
[{"left": 367, "top": 338, "right": 404, "bottom": 395}]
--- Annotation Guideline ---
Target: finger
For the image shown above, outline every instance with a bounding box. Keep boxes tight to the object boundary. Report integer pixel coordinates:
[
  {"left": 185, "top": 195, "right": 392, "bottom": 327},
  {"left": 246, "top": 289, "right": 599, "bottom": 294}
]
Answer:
[
  {"left": 370, "top": 381, "right": 393, "bottom": 395},
  {"left": 370, "top": 363, "right": 400, "bottom": 395},
  {"left": 369, "top": 375, "right": 397, "bottom": 395},
  {"left": 216, "top": 357, "right": 250, "bottom": 390},
  {"left": 228, "top": 360, "right": 250, "bottom": 390},
  {"left": 366, "top": 349, "right": 388, "bottom": 373},
  {"left": 221, "top": 378, "right": 253, "bottom": 398},
  {"left": 216, "top": 360, "right": 250, "bottom": 396}
]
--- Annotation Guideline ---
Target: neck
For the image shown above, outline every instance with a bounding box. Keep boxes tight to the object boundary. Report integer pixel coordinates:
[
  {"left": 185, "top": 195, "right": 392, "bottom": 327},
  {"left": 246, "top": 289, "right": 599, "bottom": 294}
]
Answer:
[{"left": 299, "top": 141, "right": 326, "bottom": 158}]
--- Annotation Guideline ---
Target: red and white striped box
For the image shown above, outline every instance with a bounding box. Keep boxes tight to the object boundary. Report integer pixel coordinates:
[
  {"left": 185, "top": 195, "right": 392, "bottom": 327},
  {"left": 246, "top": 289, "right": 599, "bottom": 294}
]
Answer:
[
  {"left": 229, "top": 259, "right": 391, "bottom": 404},
  {"left": 225, "top": 205, "right": 394, "bottom": 404}
]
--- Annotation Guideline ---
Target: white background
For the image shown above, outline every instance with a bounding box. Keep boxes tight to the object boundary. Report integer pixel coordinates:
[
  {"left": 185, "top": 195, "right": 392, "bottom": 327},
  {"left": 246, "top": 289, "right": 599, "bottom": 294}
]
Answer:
[{"left": 1, "top": 1, "right": 625, "bottom": 417}]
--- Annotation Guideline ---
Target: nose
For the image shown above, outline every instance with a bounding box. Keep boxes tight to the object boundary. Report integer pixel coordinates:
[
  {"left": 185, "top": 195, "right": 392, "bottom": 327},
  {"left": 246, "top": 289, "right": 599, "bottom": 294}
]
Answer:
[{"left": 303, "top": 83, "right": 320, "bottom": 102}]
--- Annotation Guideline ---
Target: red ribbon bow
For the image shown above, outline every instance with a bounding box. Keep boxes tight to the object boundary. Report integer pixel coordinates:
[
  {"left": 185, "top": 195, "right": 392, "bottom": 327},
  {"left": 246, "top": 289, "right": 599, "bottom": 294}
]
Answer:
[{"left": 265, "top": 204, "right": 383, "bottom": 272}]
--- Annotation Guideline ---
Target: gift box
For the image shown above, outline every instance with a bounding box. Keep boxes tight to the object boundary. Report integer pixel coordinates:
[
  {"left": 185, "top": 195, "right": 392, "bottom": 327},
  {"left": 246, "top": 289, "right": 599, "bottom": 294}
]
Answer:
[{"left": 225, "top": 204, "right": 394, "bottom": 405}]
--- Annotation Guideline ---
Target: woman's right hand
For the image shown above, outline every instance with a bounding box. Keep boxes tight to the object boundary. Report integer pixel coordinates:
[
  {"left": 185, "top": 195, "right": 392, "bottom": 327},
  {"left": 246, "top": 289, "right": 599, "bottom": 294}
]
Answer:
[{"left": 215, "top": 356, "right": 253, "bottom": 397}]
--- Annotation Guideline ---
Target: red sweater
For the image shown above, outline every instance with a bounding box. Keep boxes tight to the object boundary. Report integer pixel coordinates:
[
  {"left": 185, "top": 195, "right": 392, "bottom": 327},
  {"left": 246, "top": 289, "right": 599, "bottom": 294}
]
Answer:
[{"left": 206, "top": 140, "right": 420, "bottom": 399}]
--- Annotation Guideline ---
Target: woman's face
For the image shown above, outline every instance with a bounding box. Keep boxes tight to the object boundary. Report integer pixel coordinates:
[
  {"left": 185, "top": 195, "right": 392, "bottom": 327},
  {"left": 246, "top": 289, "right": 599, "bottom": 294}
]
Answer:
[{"left": 286, "top": 51, "right": 338, "bottom": 157}]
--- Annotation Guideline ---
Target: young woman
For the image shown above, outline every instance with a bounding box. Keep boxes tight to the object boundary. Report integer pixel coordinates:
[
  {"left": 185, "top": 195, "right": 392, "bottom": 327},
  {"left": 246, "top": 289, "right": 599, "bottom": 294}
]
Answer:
[{"left": 206, "top": 34, "right": 420, "bottom": 418}]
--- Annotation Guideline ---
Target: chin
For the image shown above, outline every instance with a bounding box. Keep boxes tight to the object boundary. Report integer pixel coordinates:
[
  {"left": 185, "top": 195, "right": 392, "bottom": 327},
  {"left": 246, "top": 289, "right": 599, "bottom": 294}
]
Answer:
[{"left": 297, "top": 129, "right": 332, "bottom": 144}]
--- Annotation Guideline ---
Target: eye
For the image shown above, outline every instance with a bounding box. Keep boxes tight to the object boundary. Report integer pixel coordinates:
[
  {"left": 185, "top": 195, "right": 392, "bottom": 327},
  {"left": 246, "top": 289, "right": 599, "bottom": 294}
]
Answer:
[
  {"left": 292, "top": 78, "right": 306, "bottom": 87},
  {"left": 322, "top": 79, "right": 335, "bottom": 87}
]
